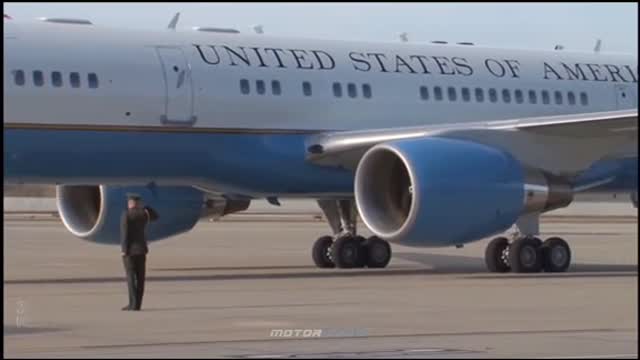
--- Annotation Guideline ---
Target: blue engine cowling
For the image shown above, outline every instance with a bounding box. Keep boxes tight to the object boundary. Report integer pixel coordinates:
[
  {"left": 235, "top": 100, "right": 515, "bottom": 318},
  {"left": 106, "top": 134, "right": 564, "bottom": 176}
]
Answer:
[
  {"left": 56, "top": 185, "right": 207, "bottom": 244},
  {"left": 354, "top": 137, "right": 572, "bottom": 247}
]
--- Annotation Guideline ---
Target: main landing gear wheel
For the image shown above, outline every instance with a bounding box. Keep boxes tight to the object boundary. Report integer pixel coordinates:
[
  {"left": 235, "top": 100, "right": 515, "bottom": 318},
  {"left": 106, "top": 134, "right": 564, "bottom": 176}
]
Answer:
[
  {"left": 314, "top": 199, "right": 392, "bottom": 270},
  {"left": 508, "top": 237, "right": 543, "bottom": 273},
  {"left": 331, "top": 235, "right": 366, "bottom": 269},
  {"left": 485, "top": 237, "right": 511, "bottom": 273},
  {"left": 484, "top": 235, "right": 572, "bottom": 274},
  {"left": 365, "top": 236, "right": 392, "bottom": 268},
  {"left": 312, "top": 236, "right": 335, "bottom": 268},
  {"left": 541, "top": 237, "right": 571, "bottom": 273}
]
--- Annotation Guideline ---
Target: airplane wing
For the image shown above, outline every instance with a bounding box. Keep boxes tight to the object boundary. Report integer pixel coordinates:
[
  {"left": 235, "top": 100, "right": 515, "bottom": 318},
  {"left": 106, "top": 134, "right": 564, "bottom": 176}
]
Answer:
[{"left": 305, "top": 109, "right": 637, "bottom": 176}]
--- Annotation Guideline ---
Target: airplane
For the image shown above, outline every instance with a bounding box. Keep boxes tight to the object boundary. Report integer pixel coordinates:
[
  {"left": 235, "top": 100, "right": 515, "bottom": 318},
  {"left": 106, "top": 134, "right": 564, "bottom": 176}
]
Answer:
[{"left": 4, "top": 16, "right": 637, "bottom": 274}]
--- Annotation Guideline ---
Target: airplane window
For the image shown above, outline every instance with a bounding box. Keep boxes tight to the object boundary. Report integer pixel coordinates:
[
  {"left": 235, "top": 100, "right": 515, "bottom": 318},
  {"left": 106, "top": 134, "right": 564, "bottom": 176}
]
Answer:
[
  {"left": 528, "top": 90, "right": 537, "bottom": 104},
  {"left": 271, "top": 80, "right": 281, "bottom": 96},
  {"left": 420, "top": 86, "right": 429, "bottom": 100},
  {"left": 475, "top": 88, "right": 484, "bottom": 102},
  {"left": 88, "top": 73, "right": 99, "bottom": 89},
  {"left": 13, "top": 70, "right": 25, "bottom": 86},
  {"left": 302, "top": 81, "right": 312, "bottom": 96},
  {"left": 51, "top": 72, "right": 63, "bottom": 87},
  {"left": 362, "top": 84, "right": 372, "bottom": 99},
  {"left": 514, "top": 89, "right": 524, "bottom": 104},
  {"left": 580, "top": 92, "right": 588, "bottom": 106},
  {"left": 240, "top": 79, "right": 250, "bottom": 94},
  {"left": 461, "top": 87, "right": 470, "bottom": 102},
  {"left": 333, "top": 82, "right": 342, "bottom": 98},
  {"left": 256, "top": 80, "right": 266, "bottom": 95},
  {"left": 567, "top": 91, "right": 576, "bottom": 105},
  {"left": 347, "top": 83, "right": 357, "bottom": 98},
  {"left": 434, "top": 86, "right": 443, "bottom": 101},
  {"left": 70, "top": 72, "right": 81, "bottom": 88},
  {"left": 502, "top": 89, "right": 511, "bottom": 103},
  {"left": 554, "top": 90, "right": 563, "bottom": 105},
  {"left": 541, "top": 90, "right": 550, "bottom": 104},
  {"left": 448, "top": 87, "right": 457, "bottom": 101},
  {"left": 489, "top": 88, "right": 497, "bottom": 103},
  {"left": 33, "top": 70, "right": 44, "bottom": 87}
]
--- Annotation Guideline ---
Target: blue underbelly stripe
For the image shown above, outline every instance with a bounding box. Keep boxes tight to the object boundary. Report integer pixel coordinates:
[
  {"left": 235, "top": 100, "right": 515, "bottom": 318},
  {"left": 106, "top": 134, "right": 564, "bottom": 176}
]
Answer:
[{"left": 4, "top": 128, "right": 354, "bottom": 196}]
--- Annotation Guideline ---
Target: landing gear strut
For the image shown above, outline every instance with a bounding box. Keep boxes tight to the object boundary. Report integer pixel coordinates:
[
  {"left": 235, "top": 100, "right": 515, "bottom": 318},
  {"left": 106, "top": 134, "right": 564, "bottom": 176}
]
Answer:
[
  {"left": 485, "top": 213, "right": 571, "bottom": 273},
  {"left": 313, "top": 200, "right": 392, "bottom": 269}
]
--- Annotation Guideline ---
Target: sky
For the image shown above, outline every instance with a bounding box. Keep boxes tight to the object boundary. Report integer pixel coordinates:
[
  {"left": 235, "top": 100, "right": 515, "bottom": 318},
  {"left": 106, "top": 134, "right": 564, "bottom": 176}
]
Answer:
[{"left": 4, "top": 2, "right": 638, "bottom": 53}]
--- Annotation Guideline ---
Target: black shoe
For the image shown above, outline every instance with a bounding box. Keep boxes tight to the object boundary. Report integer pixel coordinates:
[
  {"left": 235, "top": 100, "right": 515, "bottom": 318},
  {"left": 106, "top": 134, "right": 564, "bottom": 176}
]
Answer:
[
  {"left": 131, "top": 307, "right": 141, "bottom": 311},
  {"left": 122, "top": 305, "right": 131, "bottom": 311}
]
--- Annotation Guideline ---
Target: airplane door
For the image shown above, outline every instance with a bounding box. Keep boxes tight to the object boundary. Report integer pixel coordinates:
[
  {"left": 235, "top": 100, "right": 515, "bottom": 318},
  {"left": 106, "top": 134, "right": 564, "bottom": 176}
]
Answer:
[
  {"left": 156, "top": 47, "right": 196, "bottom": 125},
  {"left": 615, "top": 85, "right": 637, "bottom": 109}
]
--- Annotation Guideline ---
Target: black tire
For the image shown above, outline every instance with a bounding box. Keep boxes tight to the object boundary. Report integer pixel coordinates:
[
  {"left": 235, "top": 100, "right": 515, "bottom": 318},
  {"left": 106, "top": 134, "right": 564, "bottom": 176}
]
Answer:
[
  {"left": 509, "top": 237, "right": 543, "bottom": 273},
  {"left": 353, "top": 235, "right": 368, "bottom": 268},
  {"left": 331, "top": 235, "right": 364, "bottom": 269},
  {"left": 485, "top": 237, "right": 511, "bottom": 273},
  {"left": 365, "top": 236, "right": 391, "bottom": 268},
  {"left": 541, "top": 237, "right": 571, "bottom": 273},
  {"left": 312, "top": 236, "right": 335, "bottom": 268}
]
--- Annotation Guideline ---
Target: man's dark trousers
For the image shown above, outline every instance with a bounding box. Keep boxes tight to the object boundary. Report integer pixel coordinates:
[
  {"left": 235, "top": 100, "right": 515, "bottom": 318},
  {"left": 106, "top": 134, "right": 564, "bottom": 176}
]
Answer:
[{"left": 123, "top": 254, "right": 146, "bottom": 310}]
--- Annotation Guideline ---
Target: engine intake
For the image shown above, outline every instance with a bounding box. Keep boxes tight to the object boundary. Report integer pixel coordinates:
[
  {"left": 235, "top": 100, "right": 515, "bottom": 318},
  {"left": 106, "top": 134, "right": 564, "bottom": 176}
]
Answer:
[{"left": 57, "top": 185, "right": 104, "bottom": 238}]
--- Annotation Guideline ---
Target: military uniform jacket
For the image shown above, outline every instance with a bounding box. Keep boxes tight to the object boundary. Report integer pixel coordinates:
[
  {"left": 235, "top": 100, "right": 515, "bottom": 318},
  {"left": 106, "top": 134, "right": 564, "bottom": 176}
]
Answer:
[{"left": 120, "top": 206, "right": 159, "bottom": 255}]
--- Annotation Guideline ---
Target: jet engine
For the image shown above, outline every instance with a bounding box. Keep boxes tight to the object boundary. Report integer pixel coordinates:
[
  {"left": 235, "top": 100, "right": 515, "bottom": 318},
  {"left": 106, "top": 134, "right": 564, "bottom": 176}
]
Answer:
[
  {"left": 354, "top": 137, "right": 573, "bottom": 247},
  {"left": 56, "top": 185, "right": 249, "bottom": 244}
]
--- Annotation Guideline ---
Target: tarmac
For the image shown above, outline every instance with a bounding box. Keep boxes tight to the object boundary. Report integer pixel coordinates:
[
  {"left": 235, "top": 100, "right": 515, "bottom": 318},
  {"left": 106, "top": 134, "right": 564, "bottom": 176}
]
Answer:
[{"left": 3, "top": 208, "right": 638, "bottom": 358}]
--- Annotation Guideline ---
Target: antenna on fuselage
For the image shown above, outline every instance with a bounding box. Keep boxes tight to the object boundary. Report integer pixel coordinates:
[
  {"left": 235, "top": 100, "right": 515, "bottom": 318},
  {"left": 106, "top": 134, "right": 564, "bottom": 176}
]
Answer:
[
  {"left": 399, "top": 32, "right": 409, "bottom": 42},
  {"left": 594, "top": 39, "right": 602, "bottom": 53},
  {"left": 253, "top": 24, "right": 264, "bottom": 34},
  {"left": 167, "top": 12, "right": 180, "bottom": 30}
]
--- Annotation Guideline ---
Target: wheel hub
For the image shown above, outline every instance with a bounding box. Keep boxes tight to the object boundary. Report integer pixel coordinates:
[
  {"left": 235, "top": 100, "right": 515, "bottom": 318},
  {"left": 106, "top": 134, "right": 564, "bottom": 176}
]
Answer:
[
  {"left": 520, "top": 245, "right": 537, "bottom": 267},
  {"left": 344, "top": 246, "right": 355, "bottom": 259},
  {"left": 500, "top": 247, "right": 509, "bottom": 266},
  {"left": 370, "top": 245, "right": 386, "bottom": 262},
  {"left": 550, "top": 246, "right": 568, "bottom": 266}
]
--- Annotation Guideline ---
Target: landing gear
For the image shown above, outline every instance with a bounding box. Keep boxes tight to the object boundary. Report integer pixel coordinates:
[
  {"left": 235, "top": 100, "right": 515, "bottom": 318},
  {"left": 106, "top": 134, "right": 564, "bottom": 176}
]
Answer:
[
  {"left": 541, "top": 237, "right": 571, "bottom": 273},
  {"left": 485, "top": 214, "right": 571, "bottom": 273},
  {"left": 365, "top": 236, "right": 392, "bottom": 268},
  {"left": 314, "top": 200, "right": 392, "bottom": 269},
  {"left": 508, "top": 236, "right": 543, "bottom": 273},
  {"left": 331, "top": 235, "right": 366, "bottom": 268},
  {"left": 485, "top": 235, "right": 571, "bottom": 273},
  {"left": 485, "top": 237, "right": 510, "bottom": 273},
  {"left": 312, "top": 236, "right": 335, "bottom": 268}
]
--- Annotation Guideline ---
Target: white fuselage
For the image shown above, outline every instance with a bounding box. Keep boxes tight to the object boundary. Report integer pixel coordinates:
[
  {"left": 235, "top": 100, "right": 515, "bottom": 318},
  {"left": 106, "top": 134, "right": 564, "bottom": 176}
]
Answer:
[{"left": 4, "top": 20, "right": 637, "bottom": 131}]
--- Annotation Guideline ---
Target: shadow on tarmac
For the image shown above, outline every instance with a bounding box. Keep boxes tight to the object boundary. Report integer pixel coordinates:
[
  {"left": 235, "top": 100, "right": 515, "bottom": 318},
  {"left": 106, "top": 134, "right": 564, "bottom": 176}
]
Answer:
[{"left": 4, "top": 252, "right": 637, "bottom": 285}]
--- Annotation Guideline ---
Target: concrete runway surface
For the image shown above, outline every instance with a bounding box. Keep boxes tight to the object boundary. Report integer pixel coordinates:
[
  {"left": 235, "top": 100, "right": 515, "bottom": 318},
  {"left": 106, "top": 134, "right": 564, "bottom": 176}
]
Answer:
[{"left": 3, "top": 213, "right": 638, "bottom": 358}]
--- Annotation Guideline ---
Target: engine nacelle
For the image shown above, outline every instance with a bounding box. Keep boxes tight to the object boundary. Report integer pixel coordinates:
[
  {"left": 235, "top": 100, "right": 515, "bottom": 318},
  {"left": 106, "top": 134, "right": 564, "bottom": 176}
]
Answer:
[
  {"left": 355, "top": 137, "right": 573, "bottom": 247},
  {"left": 56, "top": 185, "right": 250, "bottom": 244}
]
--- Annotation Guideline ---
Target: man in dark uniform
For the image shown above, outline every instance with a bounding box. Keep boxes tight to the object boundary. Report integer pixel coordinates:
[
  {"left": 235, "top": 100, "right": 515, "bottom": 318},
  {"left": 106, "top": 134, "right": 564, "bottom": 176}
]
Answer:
[{"left": 121, "top": 194, "right": 158, "bottom": 311}]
